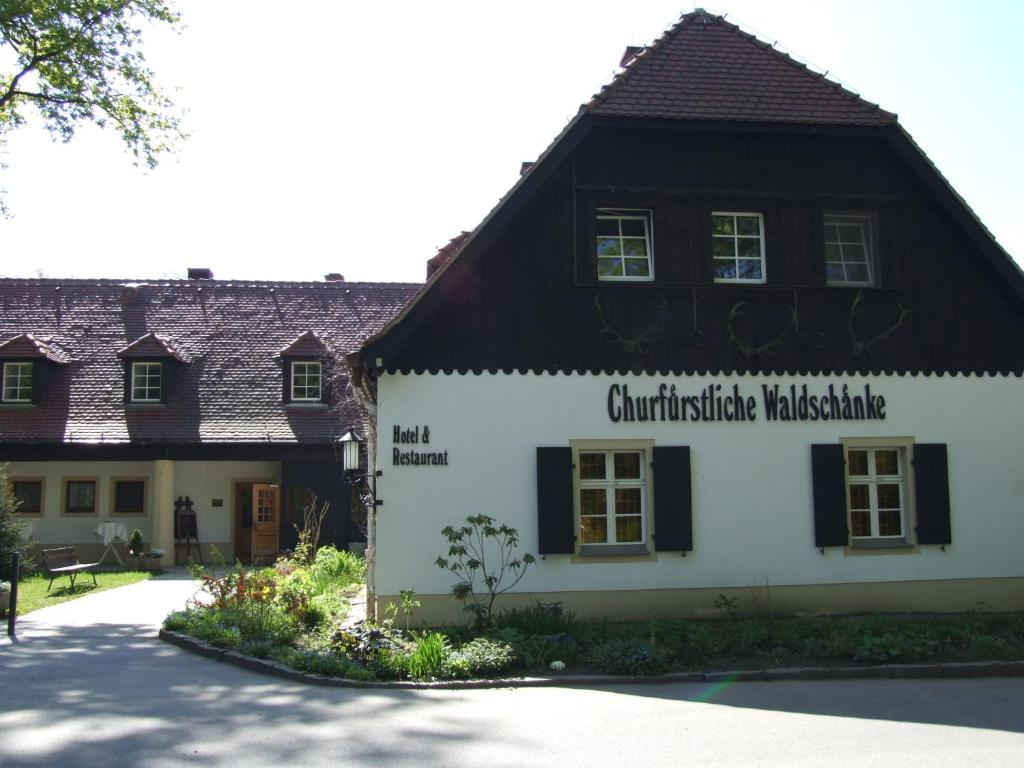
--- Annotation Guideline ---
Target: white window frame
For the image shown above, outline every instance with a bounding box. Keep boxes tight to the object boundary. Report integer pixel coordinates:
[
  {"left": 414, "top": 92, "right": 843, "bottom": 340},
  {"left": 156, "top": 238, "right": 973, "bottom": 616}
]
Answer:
[
  {"left": 844, "top": 442, "right": 911, "bottom": 546},
  {"left": 290, "top": 361, "right": 323, "bottom": 402},
  {"left": 131, "top": 361, "right": 163, "bottom": 403},
  {"left": 595, "top": 208, "right": 655, "bottom": 282},
  {"left": 573, "top": 442, "right": 651, "bottom": 555},
  {"left": 2, "top": 361, "right": 33, "bottom": 403},
  {"left": 824, "top": 213, "right": 874, "bottom": 286},
  {"left": 712, "top": 211, "right": 767, "bottom": 284}
]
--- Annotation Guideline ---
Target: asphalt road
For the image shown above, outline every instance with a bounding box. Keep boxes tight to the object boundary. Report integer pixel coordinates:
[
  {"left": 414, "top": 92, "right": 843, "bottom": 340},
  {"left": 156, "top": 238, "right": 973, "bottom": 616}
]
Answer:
[{"left": 2, "top": 572, "right": 1023, "bottom": 767}]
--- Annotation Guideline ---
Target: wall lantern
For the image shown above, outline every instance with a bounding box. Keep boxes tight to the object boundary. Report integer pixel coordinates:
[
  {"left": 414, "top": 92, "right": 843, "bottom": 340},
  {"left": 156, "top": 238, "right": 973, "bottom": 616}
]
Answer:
[{"left": 339, "top": 429, "right": 382, "bottom": 506}]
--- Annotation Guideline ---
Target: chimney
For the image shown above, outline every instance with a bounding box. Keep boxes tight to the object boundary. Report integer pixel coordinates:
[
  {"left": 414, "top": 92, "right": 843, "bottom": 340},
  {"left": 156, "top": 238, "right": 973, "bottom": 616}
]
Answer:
[
  {"left": 620, "top": 46, "right": 643, "bottom": 67},
  {"left": 519, "top": 161, "right": 534, "bottom": 176},
  {"left": 324, "top": 273, "right": 345, "bottom": 282},
  {"left": 187, "top": 268, "right": 213, "bottom": 280}
]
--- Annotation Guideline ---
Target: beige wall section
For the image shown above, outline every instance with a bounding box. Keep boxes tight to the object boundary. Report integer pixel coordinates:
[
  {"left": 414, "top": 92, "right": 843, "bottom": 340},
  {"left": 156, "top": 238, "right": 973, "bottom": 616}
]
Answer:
[
  {"left": 377, "top": 576, "right": 1024, "bottom": 626},
  {"left": 5, "top": 459, "right": 280, "bottom": 564}
]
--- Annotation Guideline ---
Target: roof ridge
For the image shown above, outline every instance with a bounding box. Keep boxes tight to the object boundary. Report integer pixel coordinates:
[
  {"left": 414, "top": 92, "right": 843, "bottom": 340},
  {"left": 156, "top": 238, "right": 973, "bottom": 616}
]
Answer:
[
  {"left": 0, "top": 277, "right": 422, "bottom": 288},
  {"left": 585, "top": 9, "right": 896, "bottom": 124}
]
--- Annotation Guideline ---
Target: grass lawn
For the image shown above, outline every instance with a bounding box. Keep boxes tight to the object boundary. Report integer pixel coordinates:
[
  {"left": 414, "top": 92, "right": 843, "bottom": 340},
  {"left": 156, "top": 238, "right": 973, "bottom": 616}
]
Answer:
[{"left": 12, "top": 570, "right": 156, "bottom": 616}]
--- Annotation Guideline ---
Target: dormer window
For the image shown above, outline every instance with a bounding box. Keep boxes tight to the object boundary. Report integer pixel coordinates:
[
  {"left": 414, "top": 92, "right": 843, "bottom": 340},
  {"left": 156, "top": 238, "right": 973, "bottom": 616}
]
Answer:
[
  {"left": 117, "top": 332, "right": 190, "bottom": 406},
  {"left": 280, "top": 331, "right": 331, "bottom": 405},
  {"left": 131, "top": 361, "right": 163, "bottom": 402},
  {"left": 2, "top": 361, "right": 33, "bottom": 403},
  {"left": 291, "top": 361, "right": 322, "bottom": 401}
]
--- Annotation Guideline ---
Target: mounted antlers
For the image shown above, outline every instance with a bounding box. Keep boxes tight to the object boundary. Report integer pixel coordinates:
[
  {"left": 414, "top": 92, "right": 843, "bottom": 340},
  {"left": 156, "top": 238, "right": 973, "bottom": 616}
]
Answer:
[
  {"left": 847, "top": 289, "right": 911, "bottom": 357},
  {"left": 727, "top": 302, "right": 796, "bottom": 359},
  {"left": 594, "top": 294, "right": 667, "bottom": 355}
]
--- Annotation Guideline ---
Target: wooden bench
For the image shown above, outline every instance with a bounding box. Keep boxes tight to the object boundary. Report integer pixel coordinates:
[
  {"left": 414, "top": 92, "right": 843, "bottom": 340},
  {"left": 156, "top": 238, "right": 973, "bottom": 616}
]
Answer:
[{"left": 41, "top": 547, "right": 99, "bottom": 591}]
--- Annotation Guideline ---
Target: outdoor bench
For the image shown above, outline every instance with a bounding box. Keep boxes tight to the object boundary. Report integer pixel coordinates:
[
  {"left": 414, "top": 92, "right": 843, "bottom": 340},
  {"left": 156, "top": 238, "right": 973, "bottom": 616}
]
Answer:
[{"left": 41, "top": 547, "right": 99, "bottom": 591}]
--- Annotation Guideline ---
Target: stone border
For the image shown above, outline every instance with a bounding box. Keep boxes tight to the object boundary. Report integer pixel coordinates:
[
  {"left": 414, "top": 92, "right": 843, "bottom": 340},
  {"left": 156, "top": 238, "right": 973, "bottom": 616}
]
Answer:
[{"left": 159, "top": 629, "right": 1024, "bottom": 689}]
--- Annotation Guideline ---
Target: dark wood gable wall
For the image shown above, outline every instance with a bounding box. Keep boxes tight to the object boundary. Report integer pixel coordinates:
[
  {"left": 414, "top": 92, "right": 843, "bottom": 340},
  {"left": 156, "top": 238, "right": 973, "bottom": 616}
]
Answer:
[{"left": 388, "top": 126, "right": 1024, "bottom": 375}]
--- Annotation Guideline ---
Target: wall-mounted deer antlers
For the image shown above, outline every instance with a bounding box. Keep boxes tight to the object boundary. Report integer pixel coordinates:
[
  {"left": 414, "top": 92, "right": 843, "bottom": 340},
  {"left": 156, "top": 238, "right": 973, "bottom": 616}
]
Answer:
[
  {"left": 594, "top": 294, "right": 667, "bottom": 355},
  {"left": 847, "top": 289, "right": 911, "bottom": 356},
  {"left": 728, "top": 302, "right": 796, "bottom": 359}
]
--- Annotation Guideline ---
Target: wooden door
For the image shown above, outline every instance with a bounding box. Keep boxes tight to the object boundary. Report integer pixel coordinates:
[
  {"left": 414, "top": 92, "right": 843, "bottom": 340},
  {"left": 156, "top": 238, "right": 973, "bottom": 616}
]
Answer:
[
  {"left": 234, "top": 484, "right": 253, "bottom": 564},
  {"left": 251, "top": 484, "right": 280, "bottom": 564}
]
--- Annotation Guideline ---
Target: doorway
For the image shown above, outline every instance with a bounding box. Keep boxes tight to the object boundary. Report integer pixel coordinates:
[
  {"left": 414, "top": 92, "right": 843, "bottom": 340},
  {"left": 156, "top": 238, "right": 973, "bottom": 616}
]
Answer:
[{"left": 233, "top": 480, "right": 280, "bottom": 564}]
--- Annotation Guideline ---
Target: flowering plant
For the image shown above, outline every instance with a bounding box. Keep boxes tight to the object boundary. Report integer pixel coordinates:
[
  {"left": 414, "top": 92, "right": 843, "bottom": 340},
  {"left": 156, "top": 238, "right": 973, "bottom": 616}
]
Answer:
[
  {"left": 0, "top": 580, "right": 10, "bottom": 593},
  {"left": 549, "top": 660, "right": 565, "bottom": 672}
]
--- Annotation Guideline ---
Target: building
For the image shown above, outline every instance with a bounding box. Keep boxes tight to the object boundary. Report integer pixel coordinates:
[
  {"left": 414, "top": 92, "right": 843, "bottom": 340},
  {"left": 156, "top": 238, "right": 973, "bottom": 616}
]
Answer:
[
  {"left": 0, "top": 273, "right": 419, "bottom": 565},
  {"left": 350, "top": 10, "right": 1024, "bottom": 622}
]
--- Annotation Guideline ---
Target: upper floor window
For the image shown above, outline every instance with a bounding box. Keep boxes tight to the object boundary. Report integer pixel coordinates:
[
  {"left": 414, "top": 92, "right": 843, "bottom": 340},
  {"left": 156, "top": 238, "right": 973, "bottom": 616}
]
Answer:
[
  {"left": 825, "top": 213, "right": 874, "bottom": 286},
  {"left": 2, "top": 361, "right": 33, "bottom": 403},
  {"left": 712, "top": 212, "right": 766, "bottom": 284},
  {"left": 131, "top": 361, "right": 162, "bottom": 403},
  {"left": 596, "top": 208, "right": 654, "bottom": 281},
  {"left": 291, "top": 361, "right": 322, "bottom": 402}
]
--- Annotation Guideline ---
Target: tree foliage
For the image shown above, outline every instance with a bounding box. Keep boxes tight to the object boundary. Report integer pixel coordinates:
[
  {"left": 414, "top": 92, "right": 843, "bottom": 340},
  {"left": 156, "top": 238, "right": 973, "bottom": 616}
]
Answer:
[
  {"left": 0, "top": 467, "right": 25, "bottom": 581},
  {"left": 0, "top": 1, "right": 185, "bottom": 194}
]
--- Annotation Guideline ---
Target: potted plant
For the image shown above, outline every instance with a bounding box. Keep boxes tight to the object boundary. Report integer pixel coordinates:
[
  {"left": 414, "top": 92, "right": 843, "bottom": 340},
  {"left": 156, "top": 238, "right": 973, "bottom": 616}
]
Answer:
[{"left": 0, "top": 581, "right": 10, "bottom": 616}]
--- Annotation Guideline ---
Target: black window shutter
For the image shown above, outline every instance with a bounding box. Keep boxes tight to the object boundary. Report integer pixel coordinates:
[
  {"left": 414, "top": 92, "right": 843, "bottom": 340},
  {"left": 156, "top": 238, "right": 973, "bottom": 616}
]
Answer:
[
  {"left": 122, "top": 361, "right": 132, "bottom": 403},
  {"left": 282, "top": 359, "right": 292, "bottom": 404},
  {"left": 811, "top": 444, "right": 848, "bottom": 547},
  {"left": 914, "top": 443, "right": 951, "bottom": 545},
  {"left": 160, "top": 359, "right": 175, "bottom": 404},
  {"left": 652, "top": 445, "right": 692, "bottom": 552},
  {"left": 536, "top": 447, "right": 573, "bottom": 554},
  {"left": 31, "top": 361, "right": 46, "bottom": 405}
]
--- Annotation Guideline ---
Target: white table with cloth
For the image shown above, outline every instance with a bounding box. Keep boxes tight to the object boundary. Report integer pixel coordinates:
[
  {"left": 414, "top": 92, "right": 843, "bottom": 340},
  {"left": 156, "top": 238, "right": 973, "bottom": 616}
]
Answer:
[{"left": 93, "top": 522, "right": 129, "bottom": 566}]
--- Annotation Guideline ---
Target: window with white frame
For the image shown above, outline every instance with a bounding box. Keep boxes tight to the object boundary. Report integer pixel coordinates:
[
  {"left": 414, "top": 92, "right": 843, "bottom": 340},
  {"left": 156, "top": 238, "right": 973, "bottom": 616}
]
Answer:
[
  {"left": 2, "top": 361, "right": 33, "bottom": 403},
  {"left": 578, "top": 449, "right": 647, "bottom": 547},
  {"left": 846, "top": 446, "right": 906, "bottom": 541},
  {"left": 595, "top": 208, "right": 654, "bottom": 281},
  {"left": 712, "top": 212, "right": 766, "bottom": 283},
  {"left": 825, "top": 213, "right": 874, "bottom": 285},
  {"left": 290, "top": 361, "right": 322, "bottom": 402},
  {"left": 131, "top": 361, "right": 162, "bottom": 402}
]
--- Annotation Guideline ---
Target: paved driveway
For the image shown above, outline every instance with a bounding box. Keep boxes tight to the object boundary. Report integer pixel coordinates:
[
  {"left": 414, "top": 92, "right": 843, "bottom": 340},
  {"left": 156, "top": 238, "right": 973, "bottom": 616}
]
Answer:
[{"left": 2, "top": 574, "right": 1024, "bottom": 768}]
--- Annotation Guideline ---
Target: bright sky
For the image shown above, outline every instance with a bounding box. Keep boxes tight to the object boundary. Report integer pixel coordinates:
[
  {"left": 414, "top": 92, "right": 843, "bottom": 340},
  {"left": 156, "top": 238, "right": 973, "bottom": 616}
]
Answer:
[{"left": 1, "top": 0, "right": 1021, "bottom": 283}]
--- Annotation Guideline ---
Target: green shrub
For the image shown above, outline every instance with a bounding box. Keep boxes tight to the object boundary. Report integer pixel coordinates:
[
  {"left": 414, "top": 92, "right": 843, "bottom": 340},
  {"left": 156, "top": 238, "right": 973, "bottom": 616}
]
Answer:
[
  {"left": 584, "top": 639, "right": 672, "bottom": 676},
  {"left": 449, "top": 638, "right": 514, "bottom": 678},
  {"left": 495, "top": 601, "right": 577, "bottom": 636},
  {"left": 274, "top": 648, "right": 375, "bottom": 679},
  {"left": 313, "top": 546, "right": 365, "bottom": 586},
  {"left": 407, "top": 631, "right": 451, "bottom": 680}
]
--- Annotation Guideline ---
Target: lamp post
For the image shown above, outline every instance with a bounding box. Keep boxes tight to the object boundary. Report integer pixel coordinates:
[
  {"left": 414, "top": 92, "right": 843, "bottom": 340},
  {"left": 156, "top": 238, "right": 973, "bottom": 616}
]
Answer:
[{"left": 339, "top": 430, "right": 381, "bottom": 506}]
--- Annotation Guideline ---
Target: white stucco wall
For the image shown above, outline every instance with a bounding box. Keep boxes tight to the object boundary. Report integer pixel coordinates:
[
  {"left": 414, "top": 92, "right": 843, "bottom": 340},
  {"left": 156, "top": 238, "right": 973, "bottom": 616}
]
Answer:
[
  {"left": 5, "top": 459, "right": 280, "bottom": 558},
  {"left": 374, "top": 373, "right": 1024, "bottom": 597}
]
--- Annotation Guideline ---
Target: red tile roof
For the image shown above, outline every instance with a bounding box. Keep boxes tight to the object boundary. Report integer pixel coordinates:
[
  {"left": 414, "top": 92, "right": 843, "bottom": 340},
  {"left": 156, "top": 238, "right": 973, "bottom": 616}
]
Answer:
[
  {"left": 0, "top": 279, "right": 420, "bottom": 445},
  {"left": 279, "top": 330, "right": 329, "bottom": 357},
  {"left": 587, "top": 10, "right": 896, "bottom": 126},
  {"left": 0, "top": 333, "right": 71, "bottom": 364},
  {"left": 116, "top": 332, "right": 192, "bottom": 363}
]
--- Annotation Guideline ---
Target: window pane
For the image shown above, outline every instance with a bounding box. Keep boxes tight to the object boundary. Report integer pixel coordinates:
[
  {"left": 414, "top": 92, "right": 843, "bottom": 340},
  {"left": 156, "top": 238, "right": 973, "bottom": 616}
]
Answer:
[
  {"left": 613, "top": 452, "right": 641, "bottom": 479},
  {"left": 875, "top": 450, "right": 898, "bottom": 475},
  {"left": 841, "top": 243, "right": 866, "bottom": 264},
  {"left": 13, "top": 481, "right": 41, "bottom": 513},
  {"left": 712, "top": 238, "right": 736, "bottom": 259},
  {"left": 738, "top": 259, "right": 763, "bottom": 280},
  {"left": 595, "top": 218, "right": 620, "bottom": 237},
  {"left": 624, "top": 258, "right": 650, "bottom": 277},
  {"left": 837, "top": 224, "right": 864, "bottom": 243},
  {"left": 824, "top": 224, "right": 840, "bottom": 242},
  {"left": 826, "top": 263, "right": 845, "bottom": 282},
  {"left": 736, "top": 216, "right": 761, "bottom": 236},
  {"left": 115, "top": 481, "right": 145, "bottom": 514},
  {"left": 714, "top": 259, "right": 736, "bottom": 279},
  {"left": 848, "top": 450, "right": 868, "bottom": 476},
  {"left": 615, "top": 487, "right": 642, "bottom": 516},
  {"left": 580, "top": 515, "right": 608, "bottom": 544},
  {"left": 596, "top": 237, "right": 621, "bottom": 256},
  {"left": 737, "top": 238, "right": 761, "bottom": 258},
  {"left": 851, "top": 509, "right": 871, "bottom": 537},
  {"left": 615, "top": 516, "right": 643, "bottom": 544},
  {"left": 712, "top": 215, "right": 734, "bottom": 236},
  {"left": 621, "top": 237, "right": 648, "bottom": 257},
  {"left": 876, "top": 483, "right": 901, "bottom": 510},
  {"left": 598, "top": 258, "right": 623, "bottom": 277},
  {"left": 620, "top": 219, "right": 646, "bottom": 237},
  {"left": 878, "top": 509, "right": 902, "bottom": 537},
  {"left": 579, "top": 453, "right": 606, "bottom": 480},
  {"left": 67, "top": 481, "right": 95, "bottom": 512},
  {"left": 846, "top": 264, "right": 870, "bottom": 283},
  {"left": 849, "top": 484, "right": 869, "bottom": 510},
  {"left": 824, "top": 243, "right": 842, "bottom": 261}
]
